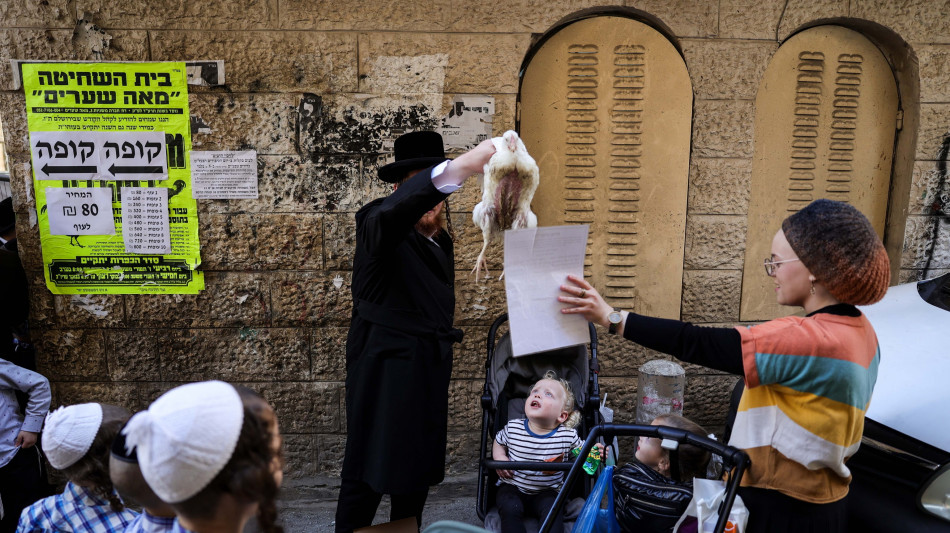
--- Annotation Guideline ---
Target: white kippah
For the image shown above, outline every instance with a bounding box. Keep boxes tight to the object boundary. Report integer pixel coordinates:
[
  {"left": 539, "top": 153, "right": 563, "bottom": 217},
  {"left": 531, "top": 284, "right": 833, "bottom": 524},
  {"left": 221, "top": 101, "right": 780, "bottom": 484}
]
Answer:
[
  {"left": 42, "top": 403, "right": 104, "bottom": 470},
  {"left": 123, "top": 381, "right": 244, "bottom": 504}
]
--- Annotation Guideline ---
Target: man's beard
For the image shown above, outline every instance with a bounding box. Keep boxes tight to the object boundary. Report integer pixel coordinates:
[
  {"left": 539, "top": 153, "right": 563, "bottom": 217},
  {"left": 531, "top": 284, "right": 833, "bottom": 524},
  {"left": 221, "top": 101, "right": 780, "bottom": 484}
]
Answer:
[{"left": 415, "top": 207, "right": 446, "bottom": 239}]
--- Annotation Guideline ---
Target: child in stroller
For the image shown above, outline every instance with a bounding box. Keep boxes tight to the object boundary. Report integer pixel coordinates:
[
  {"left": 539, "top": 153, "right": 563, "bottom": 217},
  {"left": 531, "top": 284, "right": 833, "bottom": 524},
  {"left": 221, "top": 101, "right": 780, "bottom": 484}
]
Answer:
[
  {"left": 493, "top": 370, "right": 605, "bottom": 533},
  {"left": 477, "top": 315, "right": 602, "bottom": 533}
]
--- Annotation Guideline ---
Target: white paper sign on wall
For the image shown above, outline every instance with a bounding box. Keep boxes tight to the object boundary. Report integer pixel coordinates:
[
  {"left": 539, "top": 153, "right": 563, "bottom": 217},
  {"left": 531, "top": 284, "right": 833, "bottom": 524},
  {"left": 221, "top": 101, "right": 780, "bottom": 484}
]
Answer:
[{"left": 45, "top": 187, "right": 116, "bottom": 236}]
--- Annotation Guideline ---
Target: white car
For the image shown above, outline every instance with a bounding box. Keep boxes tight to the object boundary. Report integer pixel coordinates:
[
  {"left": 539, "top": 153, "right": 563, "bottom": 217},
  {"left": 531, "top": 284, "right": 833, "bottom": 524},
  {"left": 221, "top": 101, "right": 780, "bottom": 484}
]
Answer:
[{"left": 848, "top": 273, "right": 950, "bottom": 531}]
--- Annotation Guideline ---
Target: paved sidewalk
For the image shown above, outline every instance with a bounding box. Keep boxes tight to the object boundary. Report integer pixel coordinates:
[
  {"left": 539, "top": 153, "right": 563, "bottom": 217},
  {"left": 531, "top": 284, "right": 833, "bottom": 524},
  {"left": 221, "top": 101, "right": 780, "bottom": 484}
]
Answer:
[{"left": 276, "top": 474, "right": 482, "bottom": 532}]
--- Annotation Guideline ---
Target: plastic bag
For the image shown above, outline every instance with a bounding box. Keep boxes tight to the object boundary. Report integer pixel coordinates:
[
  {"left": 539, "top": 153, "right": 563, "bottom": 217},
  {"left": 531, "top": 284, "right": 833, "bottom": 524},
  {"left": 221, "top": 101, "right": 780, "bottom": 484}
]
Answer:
[
  {"left": 672, "top": 478, "right": 749, "bottom": 533},
  {"left": 571, "top": 465, "right": 620, "bottom": 533}
]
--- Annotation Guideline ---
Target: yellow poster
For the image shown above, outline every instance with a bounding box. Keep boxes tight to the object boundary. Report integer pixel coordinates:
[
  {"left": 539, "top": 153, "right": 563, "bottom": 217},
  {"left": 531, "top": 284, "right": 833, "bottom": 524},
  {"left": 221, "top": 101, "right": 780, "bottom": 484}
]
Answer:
[{"left": 22, "top": 62, "right": 204, "bottom": 294}]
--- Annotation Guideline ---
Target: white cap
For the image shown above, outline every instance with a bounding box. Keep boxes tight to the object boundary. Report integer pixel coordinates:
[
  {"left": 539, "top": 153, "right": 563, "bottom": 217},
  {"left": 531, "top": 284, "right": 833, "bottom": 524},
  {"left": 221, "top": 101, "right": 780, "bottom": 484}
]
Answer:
[
  {"left": 42, "top": 403, "right": 104, "bottom": 469},
  {"left": 123, "top": 381, "right": 244, "bottom": 504}
]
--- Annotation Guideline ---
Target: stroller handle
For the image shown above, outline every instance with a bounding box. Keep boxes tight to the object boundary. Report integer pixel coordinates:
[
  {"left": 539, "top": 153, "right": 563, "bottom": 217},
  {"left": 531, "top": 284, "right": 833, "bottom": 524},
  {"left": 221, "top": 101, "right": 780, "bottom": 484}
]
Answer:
[{"left": 539, "top": 423, "right": 751, "bottom": 533}]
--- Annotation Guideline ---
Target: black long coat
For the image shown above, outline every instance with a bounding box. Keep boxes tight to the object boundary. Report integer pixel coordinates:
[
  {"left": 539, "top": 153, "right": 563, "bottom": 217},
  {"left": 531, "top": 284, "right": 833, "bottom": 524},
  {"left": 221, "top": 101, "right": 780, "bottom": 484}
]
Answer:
[{"left": 341, "top": 168, "right": 463, "bottom": 494}]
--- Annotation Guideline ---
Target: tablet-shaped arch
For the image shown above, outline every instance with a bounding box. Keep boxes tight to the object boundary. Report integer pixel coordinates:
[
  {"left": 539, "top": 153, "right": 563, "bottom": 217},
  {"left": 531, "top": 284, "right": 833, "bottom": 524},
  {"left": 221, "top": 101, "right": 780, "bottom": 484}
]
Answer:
[
  {"left": 519, "top": 15, "right": 691, "bottom": 319},
  {"left": 740, "top": 25, "right": 899, "bottom": 321}
]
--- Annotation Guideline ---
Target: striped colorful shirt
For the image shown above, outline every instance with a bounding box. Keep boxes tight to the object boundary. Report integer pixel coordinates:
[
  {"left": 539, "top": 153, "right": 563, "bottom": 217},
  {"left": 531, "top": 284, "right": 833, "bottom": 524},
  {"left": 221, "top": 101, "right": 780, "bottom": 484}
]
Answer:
[
  {"left": 17, "top": 481, "right": 138, "bottom": 532},
  {"left": 731, "top": 312, "right": 879, "bottom": 503},
  {"left": 495, "top": 419, "right": 582, "bottom": 494}
]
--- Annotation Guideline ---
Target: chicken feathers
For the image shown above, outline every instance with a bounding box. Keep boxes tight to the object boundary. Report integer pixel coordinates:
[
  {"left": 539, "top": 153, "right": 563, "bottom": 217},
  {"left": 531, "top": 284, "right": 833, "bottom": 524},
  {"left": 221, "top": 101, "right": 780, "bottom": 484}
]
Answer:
[{"left": 472, "top": 130, "right": 539, "bottom": 282}]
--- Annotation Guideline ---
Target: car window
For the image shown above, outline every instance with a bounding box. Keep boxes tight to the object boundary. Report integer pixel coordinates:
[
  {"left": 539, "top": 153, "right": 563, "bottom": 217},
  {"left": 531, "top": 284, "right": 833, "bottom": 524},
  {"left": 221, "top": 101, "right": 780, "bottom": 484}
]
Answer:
[{"left": 918, "top": 272, "right": 950, "bottom": 312}]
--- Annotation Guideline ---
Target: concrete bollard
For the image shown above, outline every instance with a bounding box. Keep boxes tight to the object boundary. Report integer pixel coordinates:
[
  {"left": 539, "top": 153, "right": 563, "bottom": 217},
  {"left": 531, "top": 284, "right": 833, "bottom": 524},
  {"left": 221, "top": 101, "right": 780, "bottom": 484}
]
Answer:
[{"left": 635, "top": 359, "right": 685, "bottom": 424}]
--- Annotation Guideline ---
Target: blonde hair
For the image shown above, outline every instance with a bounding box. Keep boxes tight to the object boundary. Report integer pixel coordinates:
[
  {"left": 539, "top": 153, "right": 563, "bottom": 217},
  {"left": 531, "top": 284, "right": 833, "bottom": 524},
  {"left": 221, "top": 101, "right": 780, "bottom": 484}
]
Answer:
[{"left": 541, "top": 370, "right": 582, "bottom": 429}]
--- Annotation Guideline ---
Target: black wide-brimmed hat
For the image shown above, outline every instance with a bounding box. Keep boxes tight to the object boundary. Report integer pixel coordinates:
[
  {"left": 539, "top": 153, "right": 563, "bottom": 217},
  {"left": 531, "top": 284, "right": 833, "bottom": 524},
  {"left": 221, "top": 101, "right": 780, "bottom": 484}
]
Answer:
[{"left": 377, "top": 131, "right": 448, "bottom": 183}]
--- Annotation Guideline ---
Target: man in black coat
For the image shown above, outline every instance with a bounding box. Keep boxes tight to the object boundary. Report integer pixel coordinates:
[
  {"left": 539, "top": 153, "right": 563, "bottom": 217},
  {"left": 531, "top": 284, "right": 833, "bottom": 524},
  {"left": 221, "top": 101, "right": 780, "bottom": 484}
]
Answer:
[{"left": 335, "top": 132, "right": 495, "bottom": 532}]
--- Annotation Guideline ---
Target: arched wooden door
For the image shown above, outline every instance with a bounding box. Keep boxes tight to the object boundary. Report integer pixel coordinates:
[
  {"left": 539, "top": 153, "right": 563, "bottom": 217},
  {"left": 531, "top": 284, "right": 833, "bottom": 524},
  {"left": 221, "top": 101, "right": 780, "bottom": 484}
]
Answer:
[
  {"left": 519, "top": 16, "right": 692, "bottom": 318},
  {"left": 740, "top": 25, "right": 899, "bottom": 321}
]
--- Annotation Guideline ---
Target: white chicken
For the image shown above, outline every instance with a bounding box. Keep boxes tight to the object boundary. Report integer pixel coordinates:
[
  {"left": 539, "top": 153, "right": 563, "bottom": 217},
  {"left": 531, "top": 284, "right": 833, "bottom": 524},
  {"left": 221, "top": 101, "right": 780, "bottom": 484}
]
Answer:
[{"left": 472, "top": 130, "right": 539, "bottom": 282}]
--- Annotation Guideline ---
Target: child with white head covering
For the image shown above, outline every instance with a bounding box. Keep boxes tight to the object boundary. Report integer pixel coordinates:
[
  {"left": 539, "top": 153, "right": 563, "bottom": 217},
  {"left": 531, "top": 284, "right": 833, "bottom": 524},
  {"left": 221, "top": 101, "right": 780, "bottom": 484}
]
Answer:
[
  {"left": 123, "top": 381, "right": 284, "bottom": 533},
  {"left": 18, "top": 402, "right": 138, "bottom": 532}
]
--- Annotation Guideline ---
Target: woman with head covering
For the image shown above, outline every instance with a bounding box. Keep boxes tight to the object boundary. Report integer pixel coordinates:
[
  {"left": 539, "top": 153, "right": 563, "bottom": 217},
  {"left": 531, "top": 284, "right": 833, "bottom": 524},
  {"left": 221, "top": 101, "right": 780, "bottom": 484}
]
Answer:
[{"left": 559, "top": 199, "right": 890, "bottom": 532}]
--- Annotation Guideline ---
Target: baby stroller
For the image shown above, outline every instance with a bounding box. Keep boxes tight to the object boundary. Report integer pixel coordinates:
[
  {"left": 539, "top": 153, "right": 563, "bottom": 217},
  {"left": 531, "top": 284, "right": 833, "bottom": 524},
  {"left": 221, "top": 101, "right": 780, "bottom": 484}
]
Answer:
[
  {"left": 540, "top": 424, "right": 751, "bottom": 533},
  {"left": 476, "top": 313, "right": 602, "bottom": 532}
]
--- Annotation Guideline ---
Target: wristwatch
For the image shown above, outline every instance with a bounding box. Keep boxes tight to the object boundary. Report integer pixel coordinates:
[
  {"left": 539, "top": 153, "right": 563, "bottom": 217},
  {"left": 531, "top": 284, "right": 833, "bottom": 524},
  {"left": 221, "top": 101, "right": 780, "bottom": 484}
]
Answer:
[{"left": 607, "top": 309, "right": 623, "bottom": 335}]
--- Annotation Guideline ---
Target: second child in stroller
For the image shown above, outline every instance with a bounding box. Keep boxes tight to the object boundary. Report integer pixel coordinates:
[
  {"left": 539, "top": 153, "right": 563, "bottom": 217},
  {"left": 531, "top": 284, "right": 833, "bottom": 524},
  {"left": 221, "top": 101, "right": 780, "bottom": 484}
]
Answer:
[{"left": 493, "top": 371, "right": 604, "bottom": 533}]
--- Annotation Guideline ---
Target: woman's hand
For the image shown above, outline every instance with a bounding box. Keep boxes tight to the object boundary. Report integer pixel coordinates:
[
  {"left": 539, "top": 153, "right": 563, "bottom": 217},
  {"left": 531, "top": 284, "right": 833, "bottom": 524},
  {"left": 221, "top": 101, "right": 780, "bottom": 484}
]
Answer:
[{"left": 558, "top": 274, "right": 613, "bottom": 328}]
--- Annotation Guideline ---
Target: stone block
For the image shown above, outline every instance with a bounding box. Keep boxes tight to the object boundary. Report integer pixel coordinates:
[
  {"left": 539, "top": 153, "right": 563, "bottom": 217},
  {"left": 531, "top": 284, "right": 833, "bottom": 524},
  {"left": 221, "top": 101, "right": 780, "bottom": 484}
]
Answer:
[
  {"left": 597, "top": 331, "right": 671, "bottom": 378},
  {"left": 682, "top": 374, "right": 740, "bottom": 431},
  {"left": 916, "top": 45, "right": 950, "bottom": 103},
  {"left": 688, "top": 158, "right": 752, "bottom": 215},
  {"left": 360, "top": 33, "right": 529, "bottom": 94},
  {"left": 150, "top": 30, "right": 358, "bottom": 93},
  {"left": 189, "top": 93, "right": 298, "bottom": 155},
  {"left": 682, "top": 40, "right": 777, "bottom": 100},
  {"left": 271, "top": 271, "right": 352, "bottom": 327},
  {"left": 314, "top": 433, "right": 346, "bottom": 476},
  {"left": 0, "top": 0, "right": 72, "bottom": 28},
  {"left": 719, "top": 0, "right": 848, "bottom": 40},
  {"left": 0, "top": 93, "right": 28, "bottom": 155},
  {"left": 280, "top": 0, "right": 449, "bottom": 31},
  {"left": 299, "top": 93, "right": 442, "bottom": 157},
  {"left": 851, "top": 0, "right": 950, "bottom": 44},
  {"left": 448, "top": 379, "right": 482, "bottom": 432},
  {"left": 311, "top": 327, "right": 347, "bottom": 382},
  {"left": 199, "top": 213, "right": 324, "bottom": 270},
  {"left": 125, "top": 271, "right": 270, "bottom": 328},
  {"left": 900, "top": 215, "right": 940, "bottom": 269},
  {"left": 916, "top": 104, "right": 950, "bottom": 161},
  {"left": 50, "top": 381, "right": 166, "bottom": 413},
  {"left": 596, "top": 377, "right": 639, "bottom": 424},
  {"left": 109, "top": 328, "right": 310, "bottom": 382},
  {"left": 628, "top": 0, "right": 719, "bottom": 38},
  {"left": 681, "top": 270, "right": 742, "bottom": 323},
  {"left": 490, "top": 94, "right": 518, "bottom": 139},
  {"left": 445, "top": 431, "right": 482, "bottom": 476},
  {"left": 454, "top": 276, "right": 507, "bottom": 326},
  {"left": 255, "top": 381, "right": 344, "bottom": 434},
  {"left": 776, "top": 0, "right": 850, "bottom": 40},
  {"left": 281, "top": 433, "right": 317, "bottom": 479},
  {"left": 692, "top": 100, "right": 755, "bottom": 158},
  {"left": 35, "top": 328, "right": 110, "bottom": 381},
  {"left": 75, "top": 0, "right": 278, "bottom": 30},
  {"left": 30, "top": 276, "right": 126, "bottom": 329},
  {"left": 0, "top": 29, "right": 149, "bottom": 91},
  {"left": 452, "top": 325, "right": 493, "bottom": 380},
  {"left": 683, "top": 215, "right": 747, "bottom": 270},
  {"left": 443, "top": 0, "right": 604, "bottom": 33},
  {"left": 226, "top": 155, "right": 364, "bottom": 215},
  {"left": 323, "top": 214, "right": 357, "bottom": 272},
  {"left": 908, "top": 161, "right": 945, "bottom": 216}
]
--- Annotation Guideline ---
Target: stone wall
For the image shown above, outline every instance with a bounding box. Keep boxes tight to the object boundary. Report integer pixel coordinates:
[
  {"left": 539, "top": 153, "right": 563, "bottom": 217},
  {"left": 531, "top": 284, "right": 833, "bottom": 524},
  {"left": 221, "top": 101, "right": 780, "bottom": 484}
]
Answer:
[{"left": 1, "top": 0, "right": 948, "bottom": 479}]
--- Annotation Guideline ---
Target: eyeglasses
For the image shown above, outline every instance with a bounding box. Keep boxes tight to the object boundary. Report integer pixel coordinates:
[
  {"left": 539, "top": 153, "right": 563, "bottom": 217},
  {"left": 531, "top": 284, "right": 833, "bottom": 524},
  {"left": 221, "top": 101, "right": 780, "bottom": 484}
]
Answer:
[{"left": 763, "top": 257, "right": 800, "bottom": 276}]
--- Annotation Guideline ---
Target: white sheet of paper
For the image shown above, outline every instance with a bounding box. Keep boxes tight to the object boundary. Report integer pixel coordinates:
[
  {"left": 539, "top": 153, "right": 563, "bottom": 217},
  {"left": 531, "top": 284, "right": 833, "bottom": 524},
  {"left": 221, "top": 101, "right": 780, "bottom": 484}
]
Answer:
[
  {"left": 99, "top": 131, "right": 168, "bottom": 180},
  {"left": 504, "top": 225, "right": 590, "bottom": 357},
  {"left": 31, "top": 131, "right": 168, "bottom": 181},
  {"left": 121, "top": 187, "right": 171, "bottom": 254},
  {"left": 190, "top": 150, "right": 259, "bottom": 199},
  {"left": 45, "top": 187, "right": 116, "bottom": 236}
]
